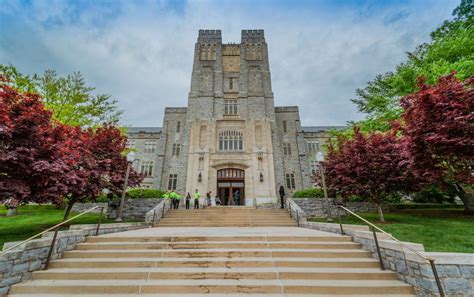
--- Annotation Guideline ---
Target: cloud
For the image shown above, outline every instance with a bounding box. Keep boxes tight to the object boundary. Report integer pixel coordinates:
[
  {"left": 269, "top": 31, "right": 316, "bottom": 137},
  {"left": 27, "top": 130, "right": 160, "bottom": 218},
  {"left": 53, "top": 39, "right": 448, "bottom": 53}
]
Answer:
[{"left": 0, "top": 0, "right": 458, "bottom": 126}]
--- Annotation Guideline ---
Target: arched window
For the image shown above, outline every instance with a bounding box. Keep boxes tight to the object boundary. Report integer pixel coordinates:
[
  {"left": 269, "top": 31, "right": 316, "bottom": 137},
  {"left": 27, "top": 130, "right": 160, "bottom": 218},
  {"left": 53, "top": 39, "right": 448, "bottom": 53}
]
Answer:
[{"left": 218, "top": 130, "right": 243, "bottom": 151}]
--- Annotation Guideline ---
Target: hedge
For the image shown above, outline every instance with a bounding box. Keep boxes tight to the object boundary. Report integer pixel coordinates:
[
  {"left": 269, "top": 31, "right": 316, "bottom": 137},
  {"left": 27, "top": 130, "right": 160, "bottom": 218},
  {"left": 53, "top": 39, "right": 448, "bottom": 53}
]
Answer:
[
  {"left": 293, "top": 188, "right": 324, "bottom": 198},
  {"left": 126, "top": 188, "right": 165, "bottom": 199}
]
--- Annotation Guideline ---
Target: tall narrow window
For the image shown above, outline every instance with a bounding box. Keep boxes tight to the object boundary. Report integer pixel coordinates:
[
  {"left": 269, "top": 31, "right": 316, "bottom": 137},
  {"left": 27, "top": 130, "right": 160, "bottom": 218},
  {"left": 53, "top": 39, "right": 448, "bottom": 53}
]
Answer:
[
  {"left": 307, "top": 141, "right": 319, "bottom": 152},
  {"left": 144, "top": 140, "right": 156, "bottom": 153},
  {"left": 283, "top": 143, "right": 292, "bottom": 156},
  {"left": 286, "top": 173, "right": 296, "bottom": 189},
  {"left": 283, "top": 121, "right": 287, "bottom": 133},
  {"left": 172, "top": 144, "right": 180, "bottom": 156},
  {"left": 140, "top": 161, "right": 154, "bottom": 177},
  {"left": 176, "top": 121, "right": 181, "bottom": 133},
  {"left": 310, "top": 160, "right": 319, "bottom": 175},
  {"left": 229, "top": 78, "right": 234, "bottom": 90},
  {"left": 168, "top": 174, "right": 177, "bottom": 190},
  {"left": 218, "top": 130, "right": 243, "bottom": 151}
]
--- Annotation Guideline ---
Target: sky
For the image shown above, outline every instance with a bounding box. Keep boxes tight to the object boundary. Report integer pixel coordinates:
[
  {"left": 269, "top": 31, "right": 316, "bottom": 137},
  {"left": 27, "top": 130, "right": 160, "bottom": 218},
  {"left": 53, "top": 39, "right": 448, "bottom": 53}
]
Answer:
[{"left": 0, "top": 0, "right": 459, "bottom": 127}]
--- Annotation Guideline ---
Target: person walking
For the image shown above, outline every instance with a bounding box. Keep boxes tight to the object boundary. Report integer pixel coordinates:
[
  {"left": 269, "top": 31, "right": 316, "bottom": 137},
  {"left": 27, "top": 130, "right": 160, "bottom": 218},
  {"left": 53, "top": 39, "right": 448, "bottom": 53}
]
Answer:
[
  {"left": 163, "top": 190, "right": 170, "bottom": 208},
  {"left": 194, "top": 189, "right": 200, "bottom": 209},
  {"left": 206, "top": 191, "right": 212, "bottom": 207},
  {"left": 185, "top": 192, "right": 191, "bottom": 209},
  {"left": 233, "top": 189, "right": 239, "bottom": 206},
  {"left": 215, "top": 194, "right": 221, "bottom": 206},
  {"left": 279, "top": 185, "right": 286, "bottom": 209}
]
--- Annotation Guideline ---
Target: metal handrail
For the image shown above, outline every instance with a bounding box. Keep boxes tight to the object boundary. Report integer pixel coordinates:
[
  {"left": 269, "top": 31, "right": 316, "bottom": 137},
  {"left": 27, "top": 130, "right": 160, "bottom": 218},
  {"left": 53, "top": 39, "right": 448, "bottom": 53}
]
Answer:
[
  {"left": 336, "top": 204, "right": 445, "bottom": 297},
  {"left": 1, "top": 205, "right": 104, "bottom": 268},
  {"left": 286, "top": 199, "right": 301, "bottom": 227}
]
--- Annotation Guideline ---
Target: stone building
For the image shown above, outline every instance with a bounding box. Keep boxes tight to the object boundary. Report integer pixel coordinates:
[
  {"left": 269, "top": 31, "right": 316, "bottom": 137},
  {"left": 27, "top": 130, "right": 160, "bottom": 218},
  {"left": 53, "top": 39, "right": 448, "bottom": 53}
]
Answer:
[{"left": 127, "top": 30, "right": 345, "bottom": 206}]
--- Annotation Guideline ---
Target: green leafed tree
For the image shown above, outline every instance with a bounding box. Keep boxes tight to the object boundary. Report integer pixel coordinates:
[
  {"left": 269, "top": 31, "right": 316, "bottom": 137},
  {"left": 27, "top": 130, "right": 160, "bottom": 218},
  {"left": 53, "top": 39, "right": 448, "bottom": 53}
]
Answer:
[
  {"left": 345, "top": 0, "right": 473, "bottom": 134},
  {"left": 0, "top": 65, "right": 122, "bottom": 127}
]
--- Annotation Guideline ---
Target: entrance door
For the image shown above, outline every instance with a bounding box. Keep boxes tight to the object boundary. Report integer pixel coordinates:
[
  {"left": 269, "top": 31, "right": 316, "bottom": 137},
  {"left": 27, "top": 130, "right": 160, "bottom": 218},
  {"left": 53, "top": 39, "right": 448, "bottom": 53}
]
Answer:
[{"left": 217, "top": 169, "right": 245, "bottom": 206}]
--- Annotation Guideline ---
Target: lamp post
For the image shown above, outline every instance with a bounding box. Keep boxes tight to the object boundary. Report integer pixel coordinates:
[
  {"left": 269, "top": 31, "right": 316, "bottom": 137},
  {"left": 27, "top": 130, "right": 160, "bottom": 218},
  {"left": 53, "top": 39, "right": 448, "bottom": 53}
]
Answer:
[
  {"left": 116, "top": 151, "right": 135, "bottom": 222},
  {"left": 316, "top": 151, "right": 333, "bottom": 222}
]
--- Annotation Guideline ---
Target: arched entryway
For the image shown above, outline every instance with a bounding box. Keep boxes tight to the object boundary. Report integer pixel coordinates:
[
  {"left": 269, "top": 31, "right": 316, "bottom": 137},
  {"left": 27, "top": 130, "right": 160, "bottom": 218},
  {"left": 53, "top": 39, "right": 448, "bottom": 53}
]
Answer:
[{"left": 217, "top": 168, "right": 245, "bottom": 206}]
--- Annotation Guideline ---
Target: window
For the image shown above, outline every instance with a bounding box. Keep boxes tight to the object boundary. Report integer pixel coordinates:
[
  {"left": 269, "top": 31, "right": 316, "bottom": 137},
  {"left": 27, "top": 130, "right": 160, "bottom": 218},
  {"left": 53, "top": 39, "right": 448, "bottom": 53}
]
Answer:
[
  {"left": 144, "top": 140, "right": 156, "bottom": 153},
  {"left": 218, "top": 130, "right": 243, "bottom": 151},
  {"left": 283, "top": 121, "right": 287, "bottom": 133},
  {"left": 126, "top": 140, "right": 135, "bottom": 149},
  {"left": 286, "top": 173, "right": 296, "bottom": 189},
  {"left": 172, "top": 143, "right": 181, "bottom": 156},
  {"left": 283, "top": 143, "right": 292, "bottom": 156},
  {"left": 176, "top": 121, "right": 181, "bottom": 133},
  {"left": 310, "top": 160, "right": 319, "bottom": 175},
  {"left": 140, "top": 161, "right": 154, "bottom": 177},
  {"left": 307, "top": 141, "right": 320, "bottom": 152},
  {"left": 168, "top": 174, "right": 177, "bottom": 190},
  {"left": 224, "top": 100, "right": 238, "bottom": 115}
]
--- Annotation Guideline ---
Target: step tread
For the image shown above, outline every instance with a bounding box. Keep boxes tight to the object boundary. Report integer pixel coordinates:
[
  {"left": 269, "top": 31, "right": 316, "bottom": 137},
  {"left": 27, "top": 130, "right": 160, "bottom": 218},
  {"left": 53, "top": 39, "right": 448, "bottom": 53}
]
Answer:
[
  {"left": 13, "top": 279, "right": 413, "bottom": 287},
  {"left": 35, "top": 267, "right": 392, "bottom": 273},
  {"left": 53, "top": 257, "right": 379, "bottom": 262}
]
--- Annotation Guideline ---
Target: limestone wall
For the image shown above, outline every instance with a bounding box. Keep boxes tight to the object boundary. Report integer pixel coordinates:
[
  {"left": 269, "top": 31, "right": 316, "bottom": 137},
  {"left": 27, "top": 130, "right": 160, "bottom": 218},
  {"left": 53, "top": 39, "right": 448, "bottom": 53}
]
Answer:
[{"left": 70, "top": 202, "right": 107, "bottom": 214}]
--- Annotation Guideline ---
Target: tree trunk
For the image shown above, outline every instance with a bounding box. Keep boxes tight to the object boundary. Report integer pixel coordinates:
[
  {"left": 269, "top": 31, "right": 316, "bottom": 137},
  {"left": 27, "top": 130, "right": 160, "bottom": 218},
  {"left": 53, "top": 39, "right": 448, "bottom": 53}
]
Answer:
[
  {"left": 377, "top": 203, "right": 385, "bottom": 222},
  {"left": 458, "top": 186, "right": 474, "bottom": 214},
  {"left": 6, "top": 207, "right": 17, "bottom": 216},
  {"left": 63, "top": 201, "right": 76, "bottom": 221}
]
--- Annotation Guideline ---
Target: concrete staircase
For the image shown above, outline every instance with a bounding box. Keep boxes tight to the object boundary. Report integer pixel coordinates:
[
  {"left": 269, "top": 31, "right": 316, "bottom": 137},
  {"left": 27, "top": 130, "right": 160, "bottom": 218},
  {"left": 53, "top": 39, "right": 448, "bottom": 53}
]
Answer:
[
  {"left": 158, "top": 207, "right": 297, "bottom": 227},
  {"left": 8, "top": 208, "right": 415, "bottom": 296}
]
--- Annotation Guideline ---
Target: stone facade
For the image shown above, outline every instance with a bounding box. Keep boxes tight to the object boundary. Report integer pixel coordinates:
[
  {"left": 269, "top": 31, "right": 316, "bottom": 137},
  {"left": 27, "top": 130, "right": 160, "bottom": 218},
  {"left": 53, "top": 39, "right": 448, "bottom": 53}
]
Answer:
[
  {"left": 107, "top": 198, "right": 163, "bottom": 220},
  {"left": 127, "top": 29, "right": 345, "bottom": 206}
]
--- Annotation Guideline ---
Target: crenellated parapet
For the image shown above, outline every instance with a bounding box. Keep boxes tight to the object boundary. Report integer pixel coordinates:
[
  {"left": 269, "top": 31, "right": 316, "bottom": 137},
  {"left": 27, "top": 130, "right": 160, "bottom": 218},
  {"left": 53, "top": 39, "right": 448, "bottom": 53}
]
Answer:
[
  {"left": 241, "top": 29, "right": 265, "bottom": 42},
  {"left": 198, "top": 29, "right": 222, "bottom": 43}
]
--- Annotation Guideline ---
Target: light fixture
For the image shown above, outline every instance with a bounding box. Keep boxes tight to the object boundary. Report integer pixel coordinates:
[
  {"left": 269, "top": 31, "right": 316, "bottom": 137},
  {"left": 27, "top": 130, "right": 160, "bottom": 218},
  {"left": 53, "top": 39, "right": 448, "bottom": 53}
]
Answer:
[
  {"left": 198, "top": 172, "right": 202, "bottom": 182},
  {"left": 126, "top": 151, "right": 136, "bottom": 163},
  {"left": 316, "top": 151, "right": 324, "bottom": 163},
  {"left": 259, "top": 172, "right": 264, "bottom": 182}
]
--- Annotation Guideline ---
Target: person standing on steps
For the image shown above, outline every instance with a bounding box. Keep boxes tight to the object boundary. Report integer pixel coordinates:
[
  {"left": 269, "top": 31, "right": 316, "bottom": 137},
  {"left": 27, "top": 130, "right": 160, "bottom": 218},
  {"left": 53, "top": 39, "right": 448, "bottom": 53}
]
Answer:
[
  {"left": 175, "top": 192, "right": 181, "bottom": 209},
  {"left": 163, "top": 190, "right": 170, "bottom": 208},
  {"left": 233, "top": 189, "right": 239, "bottom": 206},
  {"left": 185, "top": 192, "right": 191, "bottom": 209},
  {"left": 169, "top": 190, "right": 178, "bottom": 209},
  {"left": 194, "top": 189, "right": 200, "bottom": 209},
  {"left": 206, "top": 191, "right": 212, "bottom": 207},
  {"left": 279, "top": 185, "right": 286, "bottom": 209}
]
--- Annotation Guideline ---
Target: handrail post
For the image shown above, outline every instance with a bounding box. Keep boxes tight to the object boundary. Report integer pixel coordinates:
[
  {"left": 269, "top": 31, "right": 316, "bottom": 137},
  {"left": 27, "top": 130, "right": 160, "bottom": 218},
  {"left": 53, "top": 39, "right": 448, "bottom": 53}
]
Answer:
[
  {"left": 95, "top": 206, "right": 104, "bottom": 236},
  {"left": 336, "top": 205, "right": 344, "bottom": 235},
  {"left": 44, "top": 225, "right": 61, "bottom": 270},
  {"left": 296, "top": 210, "right": 300, "bottom": 227},
  {"left": 162, "top": 203, "right": 165, "bottom": 218},
  {"left": 429, "top": 259, "right": 445, "bottom": 297},
  {"left": 151, "top": 209, "right": 157, "bottom": 227},
  {"left": 289, "top": 204, "right": 293, "bottom": 218},
  {"left": 371, "top": 226, "right": 385, "bottom": 270}
]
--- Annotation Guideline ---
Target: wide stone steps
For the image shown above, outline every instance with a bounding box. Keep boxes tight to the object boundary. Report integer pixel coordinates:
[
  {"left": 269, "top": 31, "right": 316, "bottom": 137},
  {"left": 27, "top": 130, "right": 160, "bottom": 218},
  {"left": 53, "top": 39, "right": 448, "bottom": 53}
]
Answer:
[
  {"left": 9, "top": 279, "right": 415, "bottom": 295},
  {"left": 7, "top": 210, "right": 415, "bottom": 296}
]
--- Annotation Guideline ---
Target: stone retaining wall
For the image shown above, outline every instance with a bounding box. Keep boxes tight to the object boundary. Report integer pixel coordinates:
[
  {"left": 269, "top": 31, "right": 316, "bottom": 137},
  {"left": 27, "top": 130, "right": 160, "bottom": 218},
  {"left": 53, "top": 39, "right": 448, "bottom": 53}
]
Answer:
[
  {"left": 292, "top": 198, "right": 378, "bottom": 218},
  {"left": 0, "top": 222, "right": 148, "bottom": 296},
  {"left": 70, "top": 202, "right": 107, "bottom": 214},
  {"left": 298, "top": 220, "right": 474, "bottom": 296},
  {"left": 107, "top": 198, "right": 163, "bottom": 220}
]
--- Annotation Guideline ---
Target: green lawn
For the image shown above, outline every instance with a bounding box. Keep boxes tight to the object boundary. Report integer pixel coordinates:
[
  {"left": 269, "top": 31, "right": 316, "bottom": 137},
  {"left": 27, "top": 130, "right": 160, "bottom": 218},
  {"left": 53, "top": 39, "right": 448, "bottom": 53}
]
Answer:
[
  {"left": 0, "top": 205, "right": 121, "bottom": 249},
  {"left": 309, "top": 209, "right": 474, "bottom": 253}
]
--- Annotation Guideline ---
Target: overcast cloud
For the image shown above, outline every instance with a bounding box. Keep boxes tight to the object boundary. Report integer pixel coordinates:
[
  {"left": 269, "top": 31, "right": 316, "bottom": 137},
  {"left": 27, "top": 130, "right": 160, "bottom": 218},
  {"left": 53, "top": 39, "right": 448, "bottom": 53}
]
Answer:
[{"left": 0, "top": 0, "right": 458, "bottom": 127}]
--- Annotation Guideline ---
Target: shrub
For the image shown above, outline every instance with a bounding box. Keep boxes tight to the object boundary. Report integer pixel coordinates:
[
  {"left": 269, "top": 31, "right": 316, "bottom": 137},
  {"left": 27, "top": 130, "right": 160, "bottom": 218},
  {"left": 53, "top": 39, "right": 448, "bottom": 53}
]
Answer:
[
  {"left": 411, "top": 185, "right": 456, "bottom": 204},
  {"left": 293, "top": 188, "right": 324, "bottom": 198},
  {"left": 126, "top": 188, "right": 164, "bottom": 199}
]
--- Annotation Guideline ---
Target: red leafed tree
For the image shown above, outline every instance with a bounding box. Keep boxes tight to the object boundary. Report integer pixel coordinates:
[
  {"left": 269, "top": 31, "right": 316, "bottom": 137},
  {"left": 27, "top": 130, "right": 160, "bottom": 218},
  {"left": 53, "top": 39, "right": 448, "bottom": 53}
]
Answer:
[
  {"left": 0, "top": 80, "right": 71, "bottom": 205},
  {"left": 1, "top": 78, "right": 143, "bottom": 219},
  {"left": 400, "top": 73, "right": 474, "bottom": 212},
  {"left": 61, "top": 125, "right": 143, "bottom": 219},
  {"left": 325, "top": 128, "right": 412, "bottom": 222}
]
